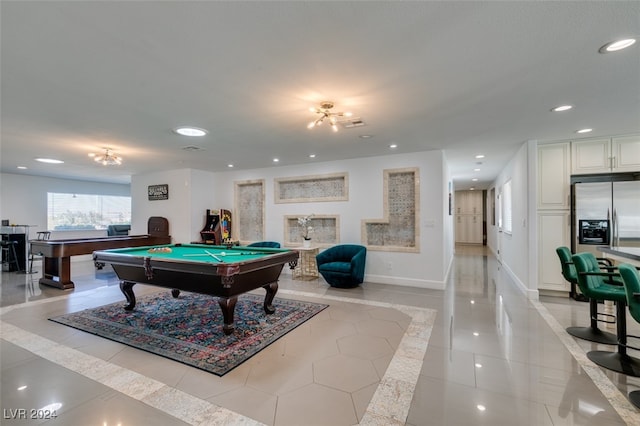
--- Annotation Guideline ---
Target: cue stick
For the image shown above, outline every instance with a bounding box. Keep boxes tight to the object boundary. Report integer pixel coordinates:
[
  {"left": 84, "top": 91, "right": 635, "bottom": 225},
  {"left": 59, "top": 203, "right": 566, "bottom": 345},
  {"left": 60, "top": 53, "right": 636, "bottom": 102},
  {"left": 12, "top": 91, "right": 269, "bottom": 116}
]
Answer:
[
  {"left": 204, "top": 250, "right": 223, "bottom": 262},
  {"left": 183, "top": 252, "right": 259, "bottom": 257}
]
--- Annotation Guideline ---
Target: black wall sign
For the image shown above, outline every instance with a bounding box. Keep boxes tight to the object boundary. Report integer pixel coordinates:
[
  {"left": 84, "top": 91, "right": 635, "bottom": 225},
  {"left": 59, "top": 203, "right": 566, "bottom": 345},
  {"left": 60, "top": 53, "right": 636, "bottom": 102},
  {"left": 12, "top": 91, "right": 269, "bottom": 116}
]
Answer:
[{"left": 148, "top": 184, "right": 169, "bottom": 201}]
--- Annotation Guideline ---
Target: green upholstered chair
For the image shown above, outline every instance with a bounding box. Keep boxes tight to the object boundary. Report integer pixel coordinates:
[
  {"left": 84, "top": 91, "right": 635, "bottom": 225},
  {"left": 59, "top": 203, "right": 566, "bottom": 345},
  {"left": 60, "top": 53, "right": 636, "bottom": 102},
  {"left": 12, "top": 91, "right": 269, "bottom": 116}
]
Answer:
[
  {"left": 556, "top": 247, "right": 617, "bottom": 344},
  {"left": 247, "top": 241, "right": 281, "bottom": 248},
  {"left": 573, "top": 253, "right": 640, "bottom": 377},
  {"left": 316, "top": 244, "right": 366, "bottom": 288},
  {"left": 107, "top": 224, "right": 131, "bottom": 236},
  {"left": 617, "top": 264, "right": 640, "bottom": 408}
]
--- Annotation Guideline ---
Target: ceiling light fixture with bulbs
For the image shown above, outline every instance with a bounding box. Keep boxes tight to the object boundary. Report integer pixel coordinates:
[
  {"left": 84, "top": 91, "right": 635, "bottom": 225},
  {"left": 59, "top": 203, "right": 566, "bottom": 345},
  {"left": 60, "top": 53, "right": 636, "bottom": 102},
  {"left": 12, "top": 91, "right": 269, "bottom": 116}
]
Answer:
[
  {"left": 307, "top": 101, "right": 352, "bottom": 132},
  {"left": 88, "top": 148, "right": 123, "bottom": 166}
]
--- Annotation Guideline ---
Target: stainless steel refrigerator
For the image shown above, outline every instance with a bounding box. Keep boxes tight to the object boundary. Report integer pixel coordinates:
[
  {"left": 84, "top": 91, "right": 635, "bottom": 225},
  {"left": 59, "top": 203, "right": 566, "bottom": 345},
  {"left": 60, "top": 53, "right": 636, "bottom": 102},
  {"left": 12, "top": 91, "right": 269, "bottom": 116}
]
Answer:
[{"left": 572, "top": 175, "right": 640, "bottom": 256}]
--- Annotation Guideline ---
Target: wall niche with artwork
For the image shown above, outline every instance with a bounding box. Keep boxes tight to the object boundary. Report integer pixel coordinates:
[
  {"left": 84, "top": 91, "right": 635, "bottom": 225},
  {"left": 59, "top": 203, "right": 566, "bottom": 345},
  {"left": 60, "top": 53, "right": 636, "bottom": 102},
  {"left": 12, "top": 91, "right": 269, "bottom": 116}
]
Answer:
[
  {"left": 362, "top": 167, "right": 420, "bottom": 252},
  {"left": 283, "top": 215, "right": 340, "bottom": 247},
  {"left": 234, "top": 179, "right": 265, "bottom": 243},
  {"left": 275, "top": 172, "right": 348, "bottom": 203}
]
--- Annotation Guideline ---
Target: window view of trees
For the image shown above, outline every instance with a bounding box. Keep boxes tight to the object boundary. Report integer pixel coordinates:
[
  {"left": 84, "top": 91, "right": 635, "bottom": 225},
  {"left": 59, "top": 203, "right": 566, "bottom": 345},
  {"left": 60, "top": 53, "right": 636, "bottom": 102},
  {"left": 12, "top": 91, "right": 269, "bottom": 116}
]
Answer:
[{"left": 47, "top": 193, "right": 131, "bottom": 231}]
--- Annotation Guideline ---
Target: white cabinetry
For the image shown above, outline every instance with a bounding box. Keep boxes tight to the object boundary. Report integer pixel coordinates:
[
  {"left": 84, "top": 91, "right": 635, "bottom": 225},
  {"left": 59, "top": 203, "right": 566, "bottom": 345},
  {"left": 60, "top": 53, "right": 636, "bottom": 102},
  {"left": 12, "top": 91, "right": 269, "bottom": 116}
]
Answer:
[
  {"left": 538, "top": 211, "right": 571, "bottom": 292},
  {"left": 612, "top": 135, "right": 640, "bottom": 172},
  {"left": 537, "top": 134, "right": 640, "bottom": 294},
  {"left": 538, "top": 142, "right": 570, "bottom": 209},
  {"left": 455, "top": 190, "right": 483, "bottom": 244},
  {"left": 537, "top": 142, "right": 571, "bottom": 292},
  {"left": 572, "top": 136, "right": 640, "bottom": 174}
]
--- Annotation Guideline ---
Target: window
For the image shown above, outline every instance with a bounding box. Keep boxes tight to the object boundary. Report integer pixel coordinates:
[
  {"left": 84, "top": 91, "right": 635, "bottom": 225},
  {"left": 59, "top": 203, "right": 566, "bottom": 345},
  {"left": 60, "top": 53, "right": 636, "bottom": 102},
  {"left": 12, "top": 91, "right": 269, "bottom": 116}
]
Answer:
[
  {"left": 502, "top": 180, "right": 513, "bottom": 234},
  {"left": 47, "top": 193, "right": 131, "bottom": 231},
  {"left": 490, "top": 187, "right": 496, "bottom": 226}
]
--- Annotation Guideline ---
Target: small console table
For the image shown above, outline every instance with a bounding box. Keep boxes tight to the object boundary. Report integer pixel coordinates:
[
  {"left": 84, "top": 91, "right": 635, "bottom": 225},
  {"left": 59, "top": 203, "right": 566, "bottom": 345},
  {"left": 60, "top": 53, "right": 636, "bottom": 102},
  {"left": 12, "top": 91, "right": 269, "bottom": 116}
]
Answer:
[{"left": 292, "top": 246, "right": 319, "bottom": 280}]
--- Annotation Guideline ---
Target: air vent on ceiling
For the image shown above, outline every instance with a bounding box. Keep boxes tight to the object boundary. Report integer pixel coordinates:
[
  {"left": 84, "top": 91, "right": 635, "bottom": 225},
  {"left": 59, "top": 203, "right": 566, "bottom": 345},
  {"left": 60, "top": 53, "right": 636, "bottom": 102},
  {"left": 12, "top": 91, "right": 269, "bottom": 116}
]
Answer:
[
  {"left": 339, "top": 117, "right": 366, "bottom": 129},
  {"left": 181, "top": 146, "right": 204, "bottom": 151}
]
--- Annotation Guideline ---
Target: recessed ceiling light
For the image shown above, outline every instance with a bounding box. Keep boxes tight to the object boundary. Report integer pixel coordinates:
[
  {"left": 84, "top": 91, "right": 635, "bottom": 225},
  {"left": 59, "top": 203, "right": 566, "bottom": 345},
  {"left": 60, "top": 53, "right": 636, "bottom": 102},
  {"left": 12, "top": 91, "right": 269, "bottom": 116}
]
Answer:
[
  {"left": 472, "top": 178, "right": 478, "bottom": 182},
  {"left": 475, "top": 154, "right": 485, "bottom": 159},
  {"left": 309, "top": 154, "right": 316, "bottom": 158},
  {"left": 17, "top": 166, "right": 27, "bottom": 170},
  {"left": 389, "top": 144, "right": 398, "bottom": 149},
  {"left": 359, "top": 135, "right": 373, "bottom": 139},
  {"left": 576, "top": 128, "right": 593, "bottom": 134},
  {"left": 477, "top": 405, "right": 486, "bottom": 412},
  {"left": 599, "top": 38, "right": 636, "bottom": 53},
  {"left": 174, "top": 127, "right": 208, "bottom": 137},
  {"left": 551, "top": 105, "right": 573, "bottom": 112},
  {"left": 474, "top": 168, "right": 481, "bottom": 172},
  {"left": 35, "top": 158, "right": 64, "bottom": 164},
  {"left": 227, "top": 164, "right": 234, "bottom": 168},
  {"left": 273, "top": 158, "right": 279, "bottom": 163},
  {"left": 470, "top": 188, "right": 475, "bottom": 191}
]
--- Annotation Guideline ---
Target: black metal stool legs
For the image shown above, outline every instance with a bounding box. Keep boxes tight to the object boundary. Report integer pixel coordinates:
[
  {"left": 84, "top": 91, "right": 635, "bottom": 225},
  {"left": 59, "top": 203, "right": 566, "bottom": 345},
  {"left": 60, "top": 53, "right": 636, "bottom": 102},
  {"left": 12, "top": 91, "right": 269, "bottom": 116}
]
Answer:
[
  {"left": 586, "top": 301, "right": 640, "bottom": 377},
  {"left": 566, "top": 298, "right": 618, "bottom": 345},
  {"left": 1, "top": 241, "right": 21, "bottom": 272}
]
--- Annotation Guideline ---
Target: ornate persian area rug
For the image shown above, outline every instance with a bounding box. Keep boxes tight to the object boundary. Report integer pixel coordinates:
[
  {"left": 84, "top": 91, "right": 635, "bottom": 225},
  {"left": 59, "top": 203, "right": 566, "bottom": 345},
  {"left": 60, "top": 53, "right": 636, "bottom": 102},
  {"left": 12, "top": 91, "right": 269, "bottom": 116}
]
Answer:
[{"left": 50, "top": 292, "right": 328, "bottom": 376}]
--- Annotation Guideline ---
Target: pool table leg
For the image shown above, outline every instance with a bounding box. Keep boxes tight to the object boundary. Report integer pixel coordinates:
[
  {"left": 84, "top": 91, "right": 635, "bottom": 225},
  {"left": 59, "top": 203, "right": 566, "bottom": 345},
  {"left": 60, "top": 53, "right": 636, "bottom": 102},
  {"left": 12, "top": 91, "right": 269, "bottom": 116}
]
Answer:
[
  {"left": 120, "top": 281, "right": 137, "bottom": 311},
  {"left": 218, "top": 297, "right": 238, "bottom": 335},
  {"left": 263, "top": 282, "right": 278, "bottom": 314}
]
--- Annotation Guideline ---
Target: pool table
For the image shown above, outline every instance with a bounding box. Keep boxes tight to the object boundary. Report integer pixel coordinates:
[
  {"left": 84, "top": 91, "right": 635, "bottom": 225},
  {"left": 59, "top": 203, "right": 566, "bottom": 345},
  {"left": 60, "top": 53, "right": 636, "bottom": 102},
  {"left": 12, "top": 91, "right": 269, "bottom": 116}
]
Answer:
[{"left": 92, "top": 243, "right": 299, "bottom": 335}]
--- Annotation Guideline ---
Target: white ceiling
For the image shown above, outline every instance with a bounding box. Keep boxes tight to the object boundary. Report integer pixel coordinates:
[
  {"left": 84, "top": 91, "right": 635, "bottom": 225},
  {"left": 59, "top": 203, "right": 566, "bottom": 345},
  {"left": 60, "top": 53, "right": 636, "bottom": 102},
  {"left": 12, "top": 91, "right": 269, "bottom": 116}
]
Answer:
[{"left": 1, "top": 1, "right": 639, "bottom": 189}]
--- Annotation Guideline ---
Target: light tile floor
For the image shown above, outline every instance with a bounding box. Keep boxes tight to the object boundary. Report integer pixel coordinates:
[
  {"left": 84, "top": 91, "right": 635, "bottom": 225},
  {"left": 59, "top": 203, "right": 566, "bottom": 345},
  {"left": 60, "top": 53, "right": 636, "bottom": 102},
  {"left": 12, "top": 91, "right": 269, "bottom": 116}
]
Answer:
[{"left": 1, "top": 246, "right": 639, "bottom": 425}]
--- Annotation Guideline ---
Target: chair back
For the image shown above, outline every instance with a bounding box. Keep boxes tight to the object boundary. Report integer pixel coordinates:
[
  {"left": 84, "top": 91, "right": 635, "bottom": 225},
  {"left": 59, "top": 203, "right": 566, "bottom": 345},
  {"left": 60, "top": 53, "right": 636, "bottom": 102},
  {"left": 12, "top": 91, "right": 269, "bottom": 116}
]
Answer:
[
  {"left": 247, "top": 241, "right": 281, "bottom": 248},
  {"left": 556, "top": 246, "right": 577, "bottom": 284},
  {"left": 572, "top": 252, "right": 609, "bottom": 298},
  {"left": 36, "top": 231, "right": 51, "bottom": 241},
  {"left": 619, "top": 264, "right": 640, "bottom": 324},
  {"left": 107, "top": 225, "right": 131, "bottom": 236},
  {"left": 318, "top": 244, "right": 366, "bottom": 263}
]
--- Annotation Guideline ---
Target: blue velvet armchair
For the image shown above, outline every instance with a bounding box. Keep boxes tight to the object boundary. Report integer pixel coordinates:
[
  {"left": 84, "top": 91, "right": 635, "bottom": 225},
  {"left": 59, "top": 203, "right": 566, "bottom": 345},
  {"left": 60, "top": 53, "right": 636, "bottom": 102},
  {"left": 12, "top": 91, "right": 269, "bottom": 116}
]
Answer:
[
  {"left": 247, "top": 241, "right": 281, "bottom": 248},
  {"left": 316, "top": 244, "right": 367, "bottom": 288}
]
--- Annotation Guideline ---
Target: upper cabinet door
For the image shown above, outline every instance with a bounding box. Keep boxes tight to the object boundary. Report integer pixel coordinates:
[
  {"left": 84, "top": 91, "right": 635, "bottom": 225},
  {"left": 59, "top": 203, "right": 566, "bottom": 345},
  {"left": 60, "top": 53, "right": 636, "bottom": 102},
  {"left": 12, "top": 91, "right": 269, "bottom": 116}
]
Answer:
[
  {"left": 538, "top": 142, "right": 570, "bottom": 209},
  {"left": 571, "top": 138, "right": 611, "bottom": 174},
  {"left": 612, "top": 135, "right": 640, "bottom": 173},
  {"left": 571, "top": 136, "right": 640, "bottom": 174}
]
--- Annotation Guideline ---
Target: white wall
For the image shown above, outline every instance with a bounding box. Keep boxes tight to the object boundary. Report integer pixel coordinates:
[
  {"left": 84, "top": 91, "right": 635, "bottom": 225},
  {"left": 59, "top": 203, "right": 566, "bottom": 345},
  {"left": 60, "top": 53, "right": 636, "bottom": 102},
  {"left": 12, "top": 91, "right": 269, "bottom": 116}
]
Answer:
[
  {"left": 130, "top": 150, "right": 454, "bottom": 290},
  {"left": 131, "top": 168, "right": 221, "bottom": 243},
  {"left": 0, "top": 173, "right": 130, "bottom": 239},
  {"left": 487, "top": 142, "right": 538, "bottom": 299},
  {"left": 2, "top": 149, "right": 455, "bottom": 290}
]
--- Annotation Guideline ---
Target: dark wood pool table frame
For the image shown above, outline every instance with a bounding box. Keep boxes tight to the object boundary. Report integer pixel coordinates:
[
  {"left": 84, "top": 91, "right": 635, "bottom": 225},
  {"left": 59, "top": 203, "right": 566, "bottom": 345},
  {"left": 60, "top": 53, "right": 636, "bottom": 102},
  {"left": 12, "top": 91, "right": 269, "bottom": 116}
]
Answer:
[{"left": 92, "top": 245, "right": 299, "bottom": 335}]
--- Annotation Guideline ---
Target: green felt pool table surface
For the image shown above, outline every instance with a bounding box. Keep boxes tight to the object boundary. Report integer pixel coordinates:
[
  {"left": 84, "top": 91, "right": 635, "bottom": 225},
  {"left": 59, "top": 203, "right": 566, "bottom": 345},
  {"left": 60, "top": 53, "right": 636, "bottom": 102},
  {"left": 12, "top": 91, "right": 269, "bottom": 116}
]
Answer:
[{"left": 102, "top": 243, "right": 286, "bottom": 263}]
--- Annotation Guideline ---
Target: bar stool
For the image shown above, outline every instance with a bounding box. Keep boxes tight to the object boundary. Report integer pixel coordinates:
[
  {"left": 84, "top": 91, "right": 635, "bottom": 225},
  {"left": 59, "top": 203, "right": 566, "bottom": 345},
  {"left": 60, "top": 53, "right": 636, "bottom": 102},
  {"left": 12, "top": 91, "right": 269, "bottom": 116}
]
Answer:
[
  {"left": 1, "top": 240, "right": 21, "bottom": 272},
  {"left": 28, "top": 231, "right": 51, "bottom": 274},
  {"left": 556, "top": 247, "right": 617, "bottom": 345},
  {"left": 573, "top": 253, "right": 640, "bottom": 377},
  {"left": 618, "top": 263, "right": 640, "bottom": 409}
]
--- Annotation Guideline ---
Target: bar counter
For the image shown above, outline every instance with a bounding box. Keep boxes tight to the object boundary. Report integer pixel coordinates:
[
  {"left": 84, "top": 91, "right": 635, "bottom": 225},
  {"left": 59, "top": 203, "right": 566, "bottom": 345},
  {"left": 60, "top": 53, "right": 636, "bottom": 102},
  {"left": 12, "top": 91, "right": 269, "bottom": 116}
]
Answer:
[{"left": 597, "top": 246, "right": 640, "bottom": 267}]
